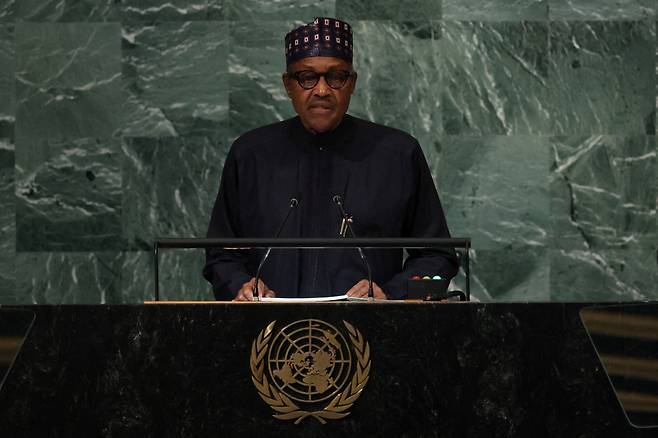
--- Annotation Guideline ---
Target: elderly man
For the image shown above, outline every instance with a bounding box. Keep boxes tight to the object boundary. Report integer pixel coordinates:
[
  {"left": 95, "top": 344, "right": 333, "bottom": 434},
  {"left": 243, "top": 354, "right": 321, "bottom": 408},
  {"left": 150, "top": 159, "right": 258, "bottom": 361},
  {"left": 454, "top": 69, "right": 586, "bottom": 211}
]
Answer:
[{"left": 203, "top": 17, "right": 458, "bottom": 301}]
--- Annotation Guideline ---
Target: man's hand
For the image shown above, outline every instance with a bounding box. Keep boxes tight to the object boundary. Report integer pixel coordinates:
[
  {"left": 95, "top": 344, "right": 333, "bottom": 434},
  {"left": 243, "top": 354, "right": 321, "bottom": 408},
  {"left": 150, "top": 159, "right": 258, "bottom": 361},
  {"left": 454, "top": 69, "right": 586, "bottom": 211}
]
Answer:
[
  {"left": 234, "top": 278, "right": 276, "bottom": 301},
  {"left": 345, "top": 279, "right": 387, "bottom": 300}
]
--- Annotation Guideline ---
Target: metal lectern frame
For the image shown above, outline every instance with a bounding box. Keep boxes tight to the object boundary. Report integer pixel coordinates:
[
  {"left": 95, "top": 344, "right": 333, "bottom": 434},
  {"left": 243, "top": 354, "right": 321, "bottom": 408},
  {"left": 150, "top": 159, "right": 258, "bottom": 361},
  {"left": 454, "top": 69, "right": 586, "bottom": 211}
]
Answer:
[{"left": 153, "top": 237, "right": 471, "bottom": 302}]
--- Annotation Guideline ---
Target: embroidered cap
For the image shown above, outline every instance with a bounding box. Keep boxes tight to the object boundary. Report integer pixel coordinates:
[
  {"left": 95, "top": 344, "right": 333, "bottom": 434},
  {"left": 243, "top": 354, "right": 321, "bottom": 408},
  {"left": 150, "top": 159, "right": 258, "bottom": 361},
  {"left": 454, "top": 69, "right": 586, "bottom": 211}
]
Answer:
[{"left": 285, "top": 17, "right": 353, "bottom": 66}]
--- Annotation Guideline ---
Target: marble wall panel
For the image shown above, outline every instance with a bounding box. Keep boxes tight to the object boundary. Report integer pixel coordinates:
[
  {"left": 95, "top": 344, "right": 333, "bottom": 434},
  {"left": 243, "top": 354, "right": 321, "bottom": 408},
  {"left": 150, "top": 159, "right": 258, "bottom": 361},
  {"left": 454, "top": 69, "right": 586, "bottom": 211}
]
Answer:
[
  {"left": 443, "top": 0, "right": 548, "bottom": 20},
  {"left": 0, "top": 0, "right": 12, "bottom": 21},
  {"left": 121, "top": 138, "right": 157, "bottom": 250},
  {"left": 441, "top": 21, "right": 552, "bottom": 135},
  {"left": 435, "top": 135, "right": 551, "bottom": 250},
  {"left": 0, "top": 18, "right": 16, "bottom": 303},
  {"left": 228, "top": 0, "right": 333, "bottom": 21},
  {"left": 549, "top": 0, "right": 655, "bottom": 20},
  {"left": 0, "top": 23, "right": 11, "bottom": 300},
  {"left": 154, "top": 137, "right": 225, "bottom": 237},
  {"left": 121, "top": 136, "right": 225, "bottom": 250},
  {"left": 157, "top": 249, "right": 214, "bottom": 300},
  {"left": 122, "top": 21, "right": 228, "bottom": 140},
  {"left": 120, "top": 250, "right": 213, "bottom": 302},
  {"left": 14, "top": 252, "right": 123, "bottom": 303},
  {"left": 120, "top": 251, "right": 154, "bottom": 302},
  {"left": 0, "top": 24, "right": 13, "bottom": 139},
  {"left": 550, "top": 135, "right": 657, "bottom": 250},
  {"left": 0, "top": 139, "right": 15, "bottom": 302},
  {"left": 550, "top": 248, "right": 657, "bottom": 300},
  {"left": 120, "top": 0, "right": 224, "bottom": 21},
  {"left": 13, "top": 0, "right": 119, "bottom": 22},
  {"left": 15, "top": 137, "right": 122, "bottom": 251},
  {"left": 228, "top": 21, "right": 297, "bottom": 140},
  {"left": 335, "top": 0, "right": 441, "bottom": 20},
  {"left": 547, "top": 21, "right": 655, "bottom": 135},
  {"left": 451, "top": 247, "right": 550, "bottom": 302},
  {"left": 348, "top": 21, "right": 442, "bottom": 164},
  {"left": 15, "top": 23, "right": 122, "bottom": 143}
]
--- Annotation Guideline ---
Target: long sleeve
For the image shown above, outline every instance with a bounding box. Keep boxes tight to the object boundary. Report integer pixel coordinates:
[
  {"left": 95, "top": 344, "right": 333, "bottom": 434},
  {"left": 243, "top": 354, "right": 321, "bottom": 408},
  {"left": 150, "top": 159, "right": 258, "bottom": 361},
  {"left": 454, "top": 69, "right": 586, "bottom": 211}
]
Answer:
[
  {"left": 381, "top": 142, "right": 459, "bottom": 299},
  {"left": 202, "top": 147, "right": 253, "bottom": 300}
]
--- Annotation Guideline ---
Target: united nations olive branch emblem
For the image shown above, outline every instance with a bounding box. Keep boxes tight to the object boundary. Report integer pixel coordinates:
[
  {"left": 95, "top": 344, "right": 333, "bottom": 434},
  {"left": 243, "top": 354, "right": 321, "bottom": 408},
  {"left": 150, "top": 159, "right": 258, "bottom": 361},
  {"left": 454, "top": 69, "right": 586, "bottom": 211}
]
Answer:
[{"left": 250, "top": 319, "right": 371, "bottom": 424}]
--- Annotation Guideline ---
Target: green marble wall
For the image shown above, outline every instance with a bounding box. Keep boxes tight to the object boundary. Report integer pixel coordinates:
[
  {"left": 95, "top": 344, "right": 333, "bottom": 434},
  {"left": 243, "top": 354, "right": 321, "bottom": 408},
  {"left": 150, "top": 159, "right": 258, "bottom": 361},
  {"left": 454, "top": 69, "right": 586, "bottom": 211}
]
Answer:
[{"left": 0, "top": 0, "right": 656, "bottom": 303}]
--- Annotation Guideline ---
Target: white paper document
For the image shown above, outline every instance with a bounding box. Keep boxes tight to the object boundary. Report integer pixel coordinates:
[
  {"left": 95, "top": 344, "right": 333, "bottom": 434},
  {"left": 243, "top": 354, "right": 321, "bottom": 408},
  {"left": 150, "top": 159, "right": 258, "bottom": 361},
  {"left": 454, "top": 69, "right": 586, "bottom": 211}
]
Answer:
[{"left": 259, "top": 294, "right": 369, "bottom": 303}]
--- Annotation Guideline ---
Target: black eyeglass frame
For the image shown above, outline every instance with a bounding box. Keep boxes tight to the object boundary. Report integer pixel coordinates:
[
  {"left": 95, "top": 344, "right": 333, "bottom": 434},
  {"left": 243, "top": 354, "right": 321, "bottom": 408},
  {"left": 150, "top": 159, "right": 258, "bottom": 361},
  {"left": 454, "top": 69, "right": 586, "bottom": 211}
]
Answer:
[{"left": 286, "top": 69, "right": 356, "bottom": 90}]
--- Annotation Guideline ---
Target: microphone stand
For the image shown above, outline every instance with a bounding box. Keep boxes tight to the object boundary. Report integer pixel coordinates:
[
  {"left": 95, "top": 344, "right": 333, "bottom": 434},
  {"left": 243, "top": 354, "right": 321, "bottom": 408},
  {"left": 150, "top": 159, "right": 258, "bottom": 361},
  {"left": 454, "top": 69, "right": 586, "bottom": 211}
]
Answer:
[
  {"left": 333, "top": 195, "right": 374, "bottom": 300},
  {"left": 253, "top": 197, "right": 298, "bottom": 301}
]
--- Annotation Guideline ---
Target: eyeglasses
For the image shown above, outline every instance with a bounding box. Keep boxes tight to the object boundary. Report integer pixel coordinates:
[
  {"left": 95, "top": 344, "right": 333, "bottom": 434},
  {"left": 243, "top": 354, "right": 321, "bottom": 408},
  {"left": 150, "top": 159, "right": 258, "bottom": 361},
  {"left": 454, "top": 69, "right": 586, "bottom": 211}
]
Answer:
[{"left": 288, "top": 70, "right": 354, "bottom": 90}]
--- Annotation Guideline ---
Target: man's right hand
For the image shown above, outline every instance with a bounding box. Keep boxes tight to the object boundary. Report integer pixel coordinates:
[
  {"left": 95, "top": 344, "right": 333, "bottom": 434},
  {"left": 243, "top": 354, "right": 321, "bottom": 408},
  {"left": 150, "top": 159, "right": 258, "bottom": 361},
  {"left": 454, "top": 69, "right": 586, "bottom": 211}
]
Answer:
[{"left": 234, "top": 277, "right": 276, "bottom": 301}]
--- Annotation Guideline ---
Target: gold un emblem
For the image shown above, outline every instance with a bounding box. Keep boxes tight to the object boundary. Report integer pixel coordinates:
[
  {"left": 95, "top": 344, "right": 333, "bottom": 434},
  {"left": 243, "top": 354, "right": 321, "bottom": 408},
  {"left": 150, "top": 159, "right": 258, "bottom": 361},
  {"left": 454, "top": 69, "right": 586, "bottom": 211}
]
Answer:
[{"left": 250, "top": 319, "right": 371, "bottom": 424}]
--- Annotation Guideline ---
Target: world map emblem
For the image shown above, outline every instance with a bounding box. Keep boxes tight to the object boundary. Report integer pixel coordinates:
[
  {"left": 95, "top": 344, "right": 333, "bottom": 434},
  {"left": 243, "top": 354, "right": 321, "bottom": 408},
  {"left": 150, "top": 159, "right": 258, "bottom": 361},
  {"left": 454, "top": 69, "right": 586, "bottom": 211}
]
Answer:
[{"left": 250, "top": 319, "right": 371, "bottom": 424}]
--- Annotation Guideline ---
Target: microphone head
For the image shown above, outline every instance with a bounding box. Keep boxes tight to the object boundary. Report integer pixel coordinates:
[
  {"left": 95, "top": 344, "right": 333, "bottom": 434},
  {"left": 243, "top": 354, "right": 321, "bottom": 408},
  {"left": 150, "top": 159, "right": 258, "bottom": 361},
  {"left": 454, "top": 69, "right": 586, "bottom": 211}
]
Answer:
[
  {"left": 332, "top": 195, "right": 342, "bottom": 205},
  {"left": 290, "top": 197, "right": 299, "bottom": 208}
]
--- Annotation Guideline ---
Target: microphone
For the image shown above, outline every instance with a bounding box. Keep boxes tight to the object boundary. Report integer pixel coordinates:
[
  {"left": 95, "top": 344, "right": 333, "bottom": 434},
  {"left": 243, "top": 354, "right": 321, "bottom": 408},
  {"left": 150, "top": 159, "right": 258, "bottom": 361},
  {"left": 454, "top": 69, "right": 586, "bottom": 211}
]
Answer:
[
  {"left": 254, "top": 196, "right": 299, "bottom": 301},
  {"left": 332, "top": 195, "right": 374, "bottom": 299}
]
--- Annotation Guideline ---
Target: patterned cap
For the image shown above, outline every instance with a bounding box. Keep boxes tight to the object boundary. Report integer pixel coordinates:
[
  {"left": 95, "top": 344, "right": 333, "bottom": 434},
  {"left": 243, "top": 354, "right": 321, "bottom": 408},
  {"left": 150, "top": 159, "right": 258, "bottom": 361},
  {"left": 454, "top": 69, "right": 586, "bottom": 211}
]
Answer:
[{"left": 285, "top": 17, "right": 353, "bottom": 66}]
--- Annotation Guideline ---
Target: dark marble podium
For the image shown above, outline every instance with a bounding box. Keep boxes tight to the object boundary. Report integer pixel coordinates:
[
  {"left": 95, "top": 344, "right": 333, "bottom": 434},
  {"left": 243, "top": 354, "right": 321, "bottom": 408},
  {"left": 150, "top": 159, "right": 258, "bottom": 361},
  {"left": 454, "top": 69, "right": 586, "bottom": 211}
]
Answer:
[{"left": 0, "top": 303, "right": 653, "bottom": 437}]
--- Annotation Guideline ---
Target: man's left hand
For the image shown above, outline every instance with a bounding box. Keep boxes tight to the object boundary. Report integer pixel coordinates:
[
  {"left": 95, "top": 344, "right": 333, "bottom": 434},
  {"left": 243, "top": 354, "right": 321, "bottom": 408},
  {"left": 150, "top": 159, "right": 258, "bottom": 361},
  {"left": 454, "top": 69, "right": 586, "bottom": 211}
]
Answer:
[{"left": 345, "top": 279, "right": 387, "bottom": 300}]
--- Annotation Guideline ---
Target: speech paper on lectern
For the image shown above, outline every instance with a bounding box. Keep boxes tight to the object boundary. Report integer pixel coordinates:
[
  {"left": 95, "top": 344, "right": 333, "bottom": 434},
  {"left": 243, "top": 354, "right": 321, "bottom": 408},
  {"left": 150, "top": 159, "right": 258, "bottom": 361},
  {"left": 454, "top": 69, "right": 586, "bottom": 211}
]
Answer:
[{"left": 260, "top": 295, "right": 369, "bottom": 303}]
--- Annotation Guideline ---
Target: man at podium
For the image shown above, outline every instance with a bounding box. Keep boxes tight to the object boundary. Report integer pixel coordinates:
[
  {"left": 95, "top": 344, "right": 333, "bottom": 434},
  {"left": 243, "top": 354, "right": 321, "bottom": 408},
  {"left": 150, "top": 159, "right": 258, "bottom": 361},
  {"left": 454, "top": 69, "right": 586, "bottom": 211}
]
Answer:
[{"left": 203, "top": 17, "right": 458, "bottom": 301}]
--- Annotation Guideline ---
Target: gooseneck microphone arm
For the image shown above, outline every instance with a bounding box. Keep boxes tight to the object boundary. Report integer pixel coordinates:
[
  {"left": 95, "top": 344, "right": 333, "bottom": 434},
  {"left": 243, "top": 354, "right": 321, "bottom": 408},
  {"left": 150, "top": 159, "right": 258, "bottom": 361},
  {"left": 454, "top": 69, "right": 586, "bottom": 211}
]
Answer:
[
  {"left": 253, "top": 197, "right": 299, "bottom": 301},
  {"left": 332, "top": 195, "right": 374, "bottom": 299}
]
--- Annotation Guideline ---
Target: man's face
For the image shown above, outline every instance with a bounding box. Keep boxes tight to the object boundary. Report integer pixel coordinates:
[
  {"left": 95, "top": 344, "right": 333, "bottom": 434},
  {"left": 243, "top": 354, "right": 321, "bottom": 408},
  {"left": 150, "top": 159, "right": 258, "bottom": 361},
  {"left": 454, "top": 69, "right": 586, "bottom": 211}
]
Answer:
[{"left": 283, "top": 56, "right": 357, "bottom": 134}]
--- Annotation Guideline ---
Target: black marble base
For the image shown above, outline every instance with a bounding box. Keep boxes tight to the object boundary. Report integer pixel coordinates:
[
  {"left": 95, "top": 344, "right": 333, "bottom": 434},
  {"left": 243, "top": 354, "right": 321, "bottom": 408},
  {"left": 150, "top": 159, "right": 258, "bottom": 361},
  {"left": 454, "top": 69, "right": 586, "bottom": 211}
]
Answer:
[{"left": 0, "top": 303, "right": 652, "bottom": 437}]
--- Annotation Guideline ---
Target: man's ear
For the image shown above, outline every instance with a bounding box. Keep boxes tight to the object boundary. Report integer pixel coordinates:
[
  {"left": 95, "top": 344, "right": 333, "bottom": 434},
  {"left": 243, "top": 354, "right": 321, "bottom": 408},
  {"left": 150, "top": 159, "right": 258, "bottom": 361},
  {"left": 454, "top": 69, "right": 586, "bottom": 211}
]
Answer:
[
  {"left": 349, "top": 71, "right": 358, "bottom": 94},
  {"left": 282, "top": 73, "right": 292, "bottom": 97}
]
